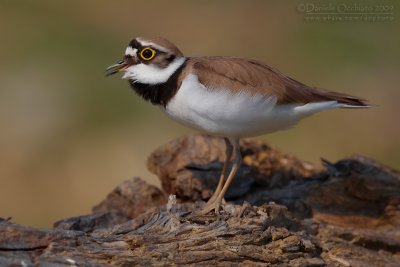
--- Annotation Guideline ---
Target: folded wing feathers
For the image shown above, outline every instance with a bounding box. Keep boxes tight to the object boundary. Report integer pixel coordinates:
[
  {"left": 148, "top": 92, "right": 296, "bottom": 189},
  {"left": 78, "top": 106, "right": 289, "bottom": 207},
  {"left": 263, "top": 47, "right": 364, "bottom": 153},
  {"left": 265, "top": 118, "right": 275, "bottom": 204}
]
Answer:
[
  {"left": 191, "top": 57, "right": 370, "bottom": 108},
  {"left": 282, "top": 75, "right": 369, "bottom": 108}
]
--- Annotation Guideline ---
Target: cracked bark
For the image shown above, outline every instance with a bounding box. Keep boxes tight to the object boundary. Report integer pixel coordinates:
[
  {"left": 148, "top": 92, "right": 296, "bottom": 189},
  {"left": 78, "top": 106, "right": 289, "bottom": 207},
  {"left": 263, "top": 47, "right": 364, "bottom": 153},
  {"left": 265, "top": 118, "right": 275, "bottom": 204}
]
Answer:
[{"left": 1, "top": 135, "right": 399, "bottom": 266}]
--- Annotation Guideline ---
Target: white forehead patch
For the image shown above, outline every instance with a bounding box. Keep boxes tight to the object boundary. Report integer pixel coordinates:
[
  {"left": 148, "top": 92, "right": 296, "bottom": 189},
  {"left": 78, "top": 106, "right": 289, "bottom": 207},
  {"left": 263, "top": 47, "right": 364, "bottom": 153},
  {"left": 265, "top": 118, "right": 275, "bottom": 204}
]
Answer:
[
  {"left": 136, "top": 38, "right": 170, "bottom": 53},
  {"left": 125, "top": 46, "right": 137, "bottom": 56}
]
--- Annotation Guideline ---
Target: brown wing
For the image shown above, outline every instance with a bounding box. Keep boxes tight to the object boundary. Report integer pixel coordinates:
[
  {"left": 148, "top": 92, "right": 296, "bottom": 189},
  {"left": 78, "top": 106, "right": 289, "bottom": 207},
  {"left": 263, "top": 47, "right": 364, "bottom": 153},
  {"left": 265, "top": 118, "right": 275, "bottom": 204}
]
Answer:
[{"left": 189, "top": 56, "right": 367, "bottom": 106}]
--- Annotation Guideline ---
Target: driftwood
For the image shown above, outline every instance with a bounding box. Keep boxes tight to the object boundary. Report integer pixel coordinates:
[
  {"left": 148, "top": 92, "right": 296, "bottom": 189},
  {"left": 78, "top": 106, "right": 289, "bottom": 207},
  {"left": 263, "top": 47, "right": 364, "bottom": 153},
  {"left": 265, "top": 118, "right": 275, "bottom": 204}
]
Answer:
[{"left": 1, "top": 135, "right": 399, "bottom": 266}]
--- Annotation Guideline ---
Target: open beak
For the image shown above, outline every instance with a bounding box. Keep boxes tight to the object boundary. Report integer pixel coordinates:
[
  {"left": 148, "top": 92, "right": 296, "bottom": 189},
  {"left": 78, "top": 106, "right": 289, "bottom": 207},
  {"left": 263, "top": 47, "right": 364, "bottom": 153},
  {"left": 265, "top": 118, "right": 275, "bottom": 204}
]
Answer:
[{"left": 105, "top": 60, "right": 127, "bottom": 76}]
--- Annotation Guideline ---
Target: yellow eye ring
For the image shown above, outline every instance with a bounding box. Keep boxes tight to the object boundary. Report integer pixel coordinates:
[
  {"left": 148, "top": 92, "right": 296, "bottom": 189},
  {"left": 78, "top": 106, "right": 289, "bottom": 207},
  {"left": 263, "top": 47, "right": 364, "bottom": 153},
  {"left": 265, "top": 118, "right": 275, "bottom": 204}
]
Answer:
[{"left": 139, "top": 47, "right": 156, "bottom": 61}]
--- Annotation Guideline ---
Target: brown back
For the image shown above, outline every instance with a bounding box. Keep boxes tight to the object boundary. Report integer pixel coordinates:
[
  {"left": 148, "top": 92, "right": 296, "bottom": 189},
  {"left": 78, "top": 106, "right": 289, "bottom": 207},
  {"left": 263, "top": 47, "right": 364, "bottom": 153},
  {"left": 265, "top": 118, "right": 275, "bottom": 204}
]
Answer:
[{"left": 188, "top": 57, "right": 367, "bottom": 106}]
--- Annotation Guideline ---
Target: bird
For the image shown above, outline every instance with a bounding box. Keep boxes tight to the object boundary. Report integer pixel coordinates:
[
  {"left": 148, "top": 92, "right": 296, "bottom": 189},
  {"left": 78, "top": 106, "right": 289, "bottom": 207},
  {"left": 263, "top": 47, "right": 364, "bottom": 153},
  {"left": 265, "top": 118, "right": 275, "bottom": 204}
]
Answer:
[{"left": 105, "top": 37, "right": 369, "bottom": 215}]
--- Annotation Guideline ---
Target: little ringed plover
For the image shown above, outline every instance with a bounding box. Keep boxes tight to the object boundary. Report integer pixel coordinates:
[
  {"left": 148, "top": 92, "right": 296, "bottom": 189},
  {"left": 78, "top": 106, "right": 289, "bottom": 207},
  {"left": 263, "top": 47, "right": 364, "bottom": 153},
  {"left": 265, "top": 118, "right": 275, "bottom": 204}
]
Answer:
[{"left": 106, "top": 37, "right": 369, "bottom": 215}]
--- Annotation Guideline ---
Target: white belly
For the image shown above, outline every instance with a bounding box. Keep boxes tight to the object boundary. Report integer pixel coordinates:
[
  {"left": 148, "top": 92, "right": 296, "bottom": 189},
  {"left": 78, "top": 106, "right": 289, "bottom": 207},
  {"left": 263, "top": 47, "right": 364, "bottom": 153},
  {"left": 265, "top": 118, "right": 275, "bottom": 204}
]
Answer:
[{"left": 164, "top": 73, "right": 340, "bottom": 137}]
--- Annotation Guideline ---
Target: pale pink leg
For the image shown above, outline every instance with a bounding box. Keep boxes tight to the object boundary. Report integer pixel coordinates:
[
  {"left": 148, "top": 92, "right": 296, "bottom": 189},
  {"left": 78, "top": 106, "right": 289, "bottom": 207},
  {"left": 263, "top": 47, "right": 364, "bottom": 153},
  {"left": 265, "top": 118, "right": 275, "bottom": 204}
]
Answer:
[
  {"left": 206, "top": 138, "right": 233, "bottom": 204},
  {"left": 197, "top": 138, "right": 241, "bottom": 215}
]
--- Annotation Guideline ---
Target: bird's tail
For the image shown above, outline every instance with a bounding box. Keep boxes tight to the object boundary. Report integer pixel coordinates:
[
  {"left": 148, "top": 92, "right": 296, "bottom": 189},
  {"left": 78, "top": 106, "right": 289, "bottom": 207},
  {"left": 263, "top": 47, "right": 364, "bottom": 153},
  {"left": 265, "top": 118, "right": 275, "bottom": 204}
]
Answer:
[
  {"left": 314, "top": 90, "right": 371, "bottom": 108},
  {"left": 281, "top": 75, "right": 371, "bottom": 108}
]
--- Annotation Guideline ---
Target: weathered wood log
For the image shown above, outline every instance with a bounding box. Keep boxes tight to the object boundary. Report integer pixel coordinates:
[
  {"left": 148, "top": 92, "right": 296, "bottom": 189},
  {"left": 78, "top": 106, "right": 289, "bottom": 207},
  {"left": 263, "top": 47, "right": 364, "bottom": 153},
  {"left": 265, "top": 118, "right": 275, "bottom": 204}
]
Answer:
[{"left": 1, "top": 135, "right": 399, "bottom": 266}]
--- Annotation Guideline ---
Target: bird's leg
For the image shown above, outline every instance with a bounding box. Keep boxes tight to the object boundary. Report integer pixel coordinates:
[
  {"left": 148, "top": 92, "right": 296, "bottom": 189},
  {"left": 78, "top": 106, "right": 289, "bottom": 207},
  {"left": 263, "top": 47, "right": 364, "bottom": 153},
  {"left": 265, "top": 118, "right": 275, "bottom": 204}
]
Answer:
[
  {"left": 213, "top": 138, "right": 241, "bottom": 212},
  {"left": 206, "top": 138, "right": 233, "bottom": 204},
  {"left": 197, "top": 138, "right": 241, "bottom": 215}
]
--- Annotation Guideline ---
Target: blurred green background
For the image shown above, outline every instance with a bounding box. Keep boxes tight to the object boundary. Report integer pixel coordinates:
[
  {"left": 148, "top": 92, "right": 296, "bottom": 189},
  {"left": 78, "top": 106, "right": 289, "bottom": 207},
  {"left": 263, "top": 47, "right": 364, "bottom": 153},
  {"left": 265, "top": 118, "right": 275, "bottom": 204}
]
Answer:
[{"left": 0, "top": 0, "right": 399, "bottom": 227}]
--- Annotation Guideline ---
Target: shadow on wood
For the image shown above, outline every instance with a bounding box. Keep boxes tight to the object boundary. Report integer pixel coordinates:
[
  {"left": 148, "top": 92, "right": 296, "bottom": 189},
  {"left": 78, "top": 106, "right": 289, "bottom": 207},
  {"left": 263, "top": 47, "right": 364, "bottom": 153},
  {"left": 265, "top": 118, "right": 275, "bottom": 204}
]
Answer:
[{"left": 1, "top": 135, "right": 399, "bottom": 266}]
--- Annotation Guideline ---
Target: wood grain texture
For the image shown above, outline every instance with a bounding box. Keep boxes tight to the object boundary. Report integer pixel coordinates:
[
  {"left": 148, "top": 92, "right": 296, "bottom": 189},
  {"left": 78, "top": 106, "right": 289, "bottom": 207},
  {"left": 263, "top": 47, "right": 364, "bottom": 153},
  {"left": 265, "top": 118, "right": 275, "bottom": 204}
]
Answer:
[{"left": 1, "top": 135, "right": 398, "bottom": 266}]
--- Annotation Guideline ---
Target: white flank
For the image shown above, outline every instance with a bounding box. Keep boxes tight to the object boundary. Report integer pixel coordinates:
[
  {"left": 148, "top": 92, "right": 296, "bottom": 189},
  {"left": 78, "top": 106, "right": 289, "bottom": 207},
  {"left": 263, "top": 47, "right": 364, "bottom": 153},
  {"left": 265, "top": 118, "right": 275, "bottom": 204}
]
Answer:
[
  {"left": 122, "top": 57, "right": 186, "bottom": 84},
  {"left": 165, "top": 73, "right": 343, "bottom": 137}
]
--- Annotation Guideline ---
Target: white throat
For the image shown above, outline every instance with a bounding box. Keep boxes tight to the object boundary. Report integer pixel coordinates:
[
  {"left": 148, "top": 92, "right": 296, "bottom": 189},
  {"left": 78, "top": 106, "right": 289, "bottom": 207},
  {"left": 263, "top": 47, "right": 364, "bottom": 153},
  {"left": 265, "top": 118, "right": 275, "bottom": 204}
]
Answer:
[{"left": 122, "top": 57, "right": 186, "bottom": 85}]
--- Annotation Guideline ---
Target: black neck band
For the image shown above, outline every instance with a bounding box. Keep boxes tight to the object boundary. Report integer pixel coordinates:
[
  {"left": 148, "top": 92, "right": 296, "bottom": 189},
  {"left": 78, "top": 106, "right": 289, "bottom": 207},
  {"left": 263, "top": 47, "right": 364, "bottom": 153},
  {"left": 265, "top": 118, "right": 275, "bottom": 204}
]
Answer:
[{"left": 128, "top": 60, "right": 187, "bottom": 107}]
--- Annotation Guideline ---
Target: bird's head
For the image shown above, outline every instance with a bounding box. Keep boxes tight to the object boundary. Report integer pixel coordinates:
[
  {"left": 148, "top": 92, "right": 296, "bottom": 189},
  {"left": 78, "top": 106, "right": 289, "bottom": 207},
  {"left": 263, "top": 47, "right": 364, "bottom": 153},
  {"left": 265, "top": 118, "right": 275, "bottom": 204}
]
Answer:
[{"left": 105, "top": 37, "right": 185, "bottom": 85}]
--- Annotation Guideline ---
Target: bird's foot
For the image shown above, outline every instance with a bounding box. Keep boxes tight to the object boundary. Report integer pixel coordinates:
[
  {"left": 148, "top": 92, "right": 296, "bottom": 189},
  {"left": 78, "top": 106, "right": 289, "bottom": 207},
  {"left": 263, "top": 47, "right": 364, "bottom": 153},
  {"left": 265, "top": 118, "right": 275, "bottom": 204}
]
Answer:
[
  {"left": 196, "top": 202, "right": 221, "bottom": 216},
  {"left": 185, "top": 198, "right": 232, "bottom": 224},
  {"left": 193, "top": 197, "right": 227, "bottom": 216}
]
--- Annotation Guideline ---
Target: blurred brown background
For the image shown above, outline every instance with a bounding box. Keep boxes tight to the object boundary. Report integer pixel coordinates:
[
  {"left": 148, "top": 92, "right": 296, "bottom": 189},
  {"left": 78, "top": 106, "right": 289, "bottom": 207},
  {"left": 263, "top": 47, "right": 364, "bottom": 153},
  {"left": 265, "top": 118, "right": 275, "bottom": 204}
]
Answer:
[{"left": 0, "top": 0, "right": 399, "bottom": 227}]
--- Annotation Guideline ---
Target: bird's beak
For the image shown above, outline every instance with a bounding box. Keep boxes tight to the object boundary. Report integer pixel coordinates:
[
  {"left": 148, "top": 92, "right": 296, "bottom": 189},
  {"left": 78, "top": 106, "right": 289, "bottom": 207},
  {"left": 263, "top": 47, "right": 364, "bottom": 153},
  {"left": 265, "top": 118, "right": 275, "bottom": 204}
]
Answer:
[{"left": 105, "top": 60, "right": 128, "bottom": 76}]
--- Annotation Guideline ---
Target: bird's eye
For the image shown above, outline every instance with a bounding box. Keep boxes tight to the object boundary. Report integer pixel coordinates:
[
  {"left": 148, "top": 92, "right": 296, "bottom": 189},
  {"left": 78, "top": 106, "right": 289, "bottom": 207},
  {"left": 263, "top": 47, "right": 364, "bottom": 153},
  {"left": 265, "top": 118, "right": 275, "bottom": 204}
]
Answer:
[{"left": 139, "top": 48, "right": 156, "bottom": 61}]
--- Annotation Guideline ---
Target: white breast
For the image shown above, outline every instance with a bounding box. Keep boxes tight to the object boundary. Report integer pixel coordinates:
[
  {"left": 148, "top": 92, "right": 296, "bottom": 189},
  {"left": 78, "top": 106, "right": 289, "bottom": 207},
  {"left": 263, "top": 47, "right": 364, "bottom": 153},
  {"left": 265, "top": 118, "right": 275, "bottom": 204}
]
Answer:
[{"left": 164, "top": 73, "right": 341, "bottom": 138}]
